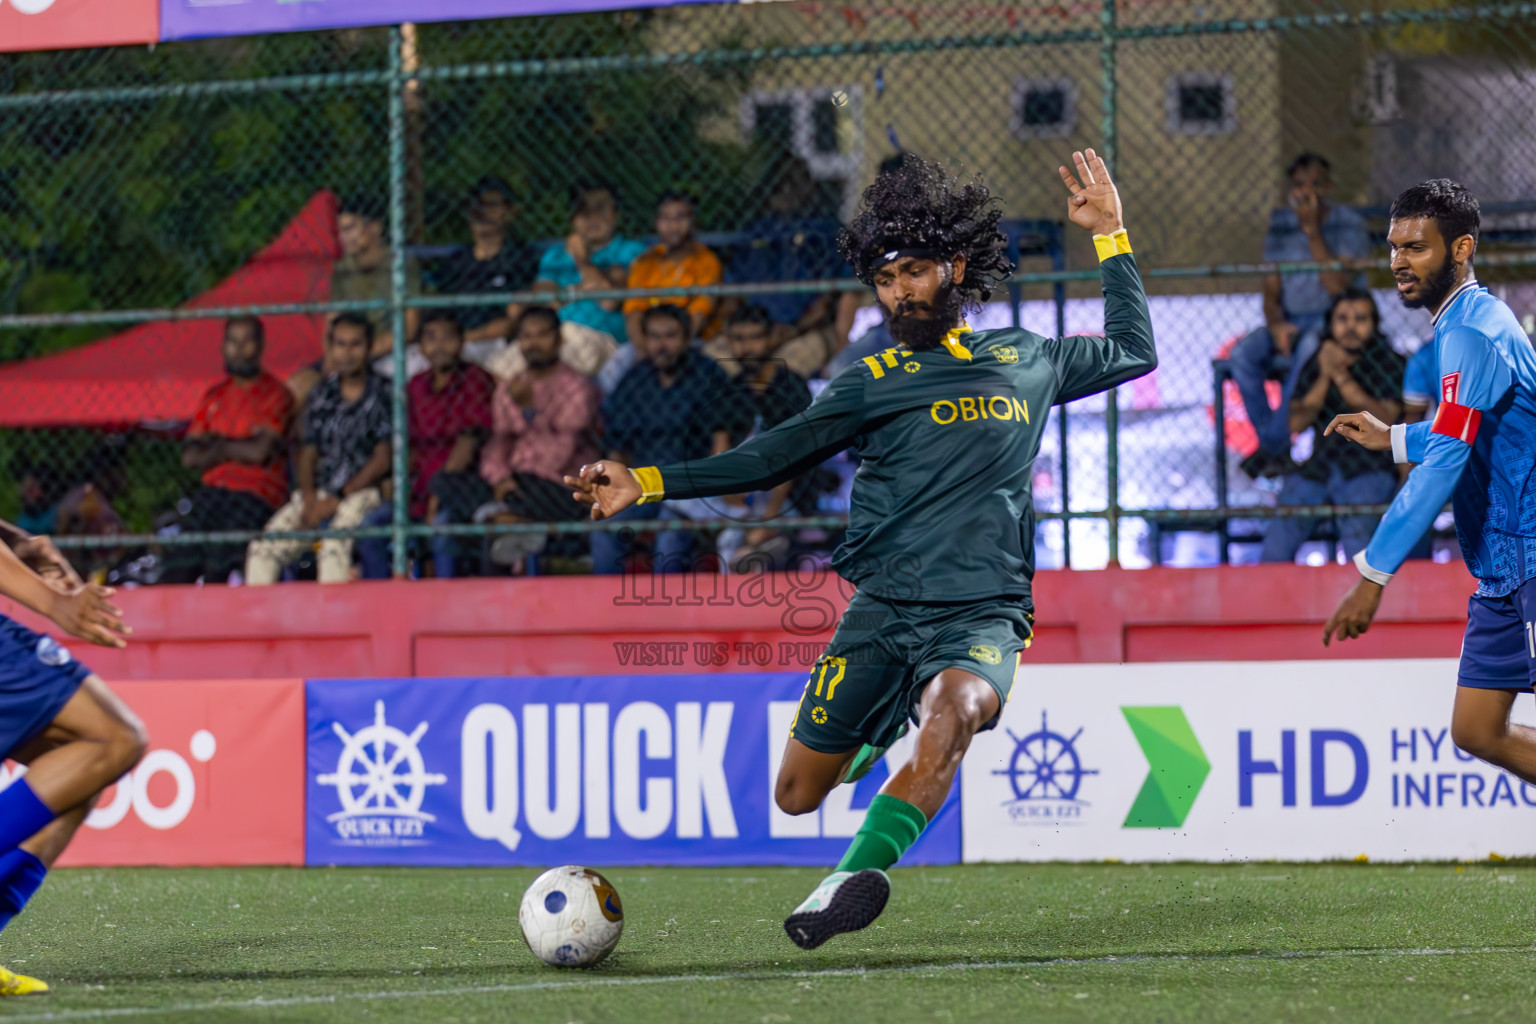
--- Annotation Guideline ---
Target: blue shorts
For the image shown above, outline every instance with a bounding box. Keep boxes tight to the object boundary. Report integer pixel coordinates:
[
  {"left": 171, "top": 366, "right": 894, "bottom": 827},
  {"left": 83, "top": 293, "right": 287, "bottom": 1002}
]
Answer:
[
  {"left": 1457, "top": 579, "right": 1536, "bottom": 691},
  {"left": 0, "top": 616, "right": 91, "bottom": 760}
]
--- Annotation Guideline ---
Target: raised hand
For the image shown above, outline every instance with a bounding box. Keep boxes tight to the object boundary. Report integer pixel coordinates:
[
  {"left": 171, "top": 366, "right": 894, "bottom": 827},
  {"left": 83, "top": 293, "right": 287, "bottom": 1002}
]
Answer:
[
  {"left": 564, "top": 460, "right": 642, "bottom": 521},
  {"left": 1057, "top": 148, "right": 1124, "bottom": 237}
]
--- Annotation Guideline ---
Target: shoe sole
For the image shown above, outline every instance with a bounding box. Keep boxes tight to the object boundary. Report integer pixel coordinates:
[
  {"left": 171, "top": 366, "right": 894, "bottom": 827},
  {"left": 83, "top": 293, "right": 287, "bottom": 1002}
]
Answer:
[{"left": 783, "top": 869, "right": 891, "bottom": 950}]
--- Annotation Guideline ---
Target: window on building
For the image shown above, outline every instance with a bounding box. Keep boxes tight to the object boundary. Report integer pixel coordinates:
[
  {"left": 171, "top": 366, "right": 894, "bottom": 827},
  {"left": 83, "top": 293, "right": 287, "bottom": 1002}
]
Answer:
[
  {"left": 1011, "top": 77, "right": 1076, "bottom": 140},
  {"left": 1166, "top": 73, "right": 1237, "bottom": 135},
  {"left": 741, "top": 87, "right": 863, "bottom": 219}
]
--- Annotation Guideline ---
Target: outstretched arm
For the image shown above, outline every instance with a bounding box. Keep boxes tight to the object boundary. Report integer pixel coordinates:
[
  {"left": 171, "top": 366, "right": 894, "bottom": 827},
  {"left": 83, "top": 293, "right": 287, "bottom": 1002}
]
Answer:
[
  {"left": 1042, "top": 149, "right": 1157, "bottom": 404},
  {"left": 566, "top": 370, "right": 867, "bottom": 520},
  {"left": 1321, "top": 326, "right": 1512, "bottom": 645}
]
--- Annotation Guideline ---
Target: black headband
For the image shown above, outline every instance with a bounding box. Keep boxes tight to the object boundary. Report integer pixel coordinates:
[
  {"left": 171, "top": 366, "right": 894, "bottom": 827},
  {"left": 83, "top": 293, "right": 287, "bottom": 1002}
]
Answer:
[{"left": 876, "top": 247, "right": 944, "bottom": 268}]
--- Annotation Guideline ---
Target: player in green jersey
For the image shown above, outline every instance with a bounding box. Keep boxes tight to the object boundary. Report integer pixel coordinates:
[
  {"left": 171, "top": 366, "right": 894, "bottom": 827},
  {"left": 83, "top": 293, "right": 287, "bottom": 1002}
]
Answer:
[{"left": 567, "top": 150, "right": 1155, "bottom": 949}]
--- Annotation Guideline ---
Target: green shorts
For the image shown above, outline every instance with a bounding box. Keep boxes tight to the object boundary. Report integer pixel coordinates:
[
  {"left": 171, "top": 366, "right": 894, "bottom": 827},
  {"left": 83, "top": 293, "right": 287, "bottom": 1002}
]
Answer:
[{"left": 788, "top": 591, "right": 1034, "bottom": 754}]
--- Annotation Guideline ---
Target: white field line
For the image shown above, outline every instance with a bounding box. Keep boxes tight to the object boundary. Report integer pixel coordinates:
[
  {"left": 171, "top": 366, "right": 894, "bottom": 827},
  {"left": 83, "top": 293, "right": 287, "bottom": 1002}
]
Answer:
[{"left": 5, "top": 944, "right": 1535, "bottom": 1021}]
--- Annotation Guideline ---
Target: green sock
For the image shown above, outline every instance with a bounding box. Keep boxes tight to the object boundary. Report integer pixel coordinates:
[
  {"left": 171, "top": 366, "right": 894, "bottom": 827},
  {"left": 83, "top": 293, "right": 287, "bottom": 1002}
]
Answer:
[{"left": 835, "top": 794, "right": 928, "bottom": 873}]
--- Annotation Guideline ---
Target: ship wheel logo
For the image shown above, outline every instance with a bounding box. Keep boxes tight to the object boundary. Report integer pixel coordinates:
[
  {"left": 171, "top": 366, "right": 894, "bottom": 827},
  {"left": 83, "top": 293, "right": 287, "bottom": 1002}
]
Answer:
[
  {"left": 993, "top": 710, "right": 1098, "bottom": 803},
  {"left": 318, "top": 700, "right": 447, "bottom": 822}
]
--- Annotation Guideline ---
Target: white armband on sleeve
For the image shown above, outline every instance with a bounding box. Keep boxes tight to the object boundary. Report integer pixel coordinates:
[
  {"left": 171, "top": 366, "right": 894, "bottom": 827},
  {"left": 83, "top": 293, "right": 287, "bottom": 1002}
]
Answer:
[
  {"left": 1353, "top": 549, "right": 1394, "bottom": 587},
  {"left": 1389, "top": 423, "right": 1409, "bottom": 465}
]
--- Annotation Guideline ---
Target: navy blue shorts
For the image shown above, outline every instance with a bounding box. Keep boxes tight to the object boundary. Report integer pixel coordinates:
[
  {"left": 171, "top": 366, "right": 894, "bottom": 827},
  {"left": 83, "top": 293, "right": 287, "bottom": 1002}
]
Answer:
[
  {"left": 1457, "top": 579, "right": 1536, "bottom": 691},
  {"left": 0, "top": 616, "right": 91, "bottom": 760}
]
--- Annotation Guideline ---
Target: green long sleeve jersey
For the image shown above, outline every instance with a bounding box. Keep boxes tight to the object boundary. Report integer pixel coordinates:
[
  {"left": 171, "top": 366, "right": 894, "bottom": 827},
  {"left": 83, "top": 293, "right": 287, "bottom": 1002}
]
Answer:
[{"left": 635, "top": 251, "right": 1155, "bottom": 608}]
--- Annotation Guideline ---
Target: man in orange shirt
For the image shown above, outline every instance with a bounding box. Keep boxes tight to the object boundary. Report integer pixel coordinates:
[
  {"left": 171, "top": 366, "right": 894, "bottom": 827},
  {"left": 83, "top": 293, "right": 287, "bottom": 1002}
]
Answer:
[
  {"left": 622, "top": 191, "right": 723, "bottom": 349},
  {"left": 164, "top": 316, "right": 294, "bottom": 584}
]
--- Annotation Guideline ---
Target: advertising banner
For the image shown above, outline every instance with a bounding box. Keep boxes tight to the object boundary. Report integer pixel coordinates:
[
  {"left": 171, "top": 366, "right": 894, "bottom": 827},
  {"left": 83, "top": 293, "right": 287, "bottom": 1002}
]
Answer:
[
  {"left": 963, "top": 659, "right": 1536, "bottom": 863},
  {"left": 305, "top": 674, "right": 960, "bottom": 867},
  {"left": 159, "top": 0, "right": 719, "bottom": 43},
  {"left": 0, "top": 0, "right": 157, "bottom": 53},
  {"left": 1, "top": 679, "right": 306, "bottom": 866}
]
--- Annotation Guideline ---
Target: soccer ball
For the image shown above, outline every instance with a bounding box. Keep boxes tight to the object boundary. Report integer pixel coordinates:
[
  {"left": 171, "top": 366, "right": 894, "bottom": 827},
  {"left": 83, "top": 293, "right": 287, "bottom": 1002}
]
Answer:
[{"left": 518, "top": 865, "right": 625, "bottom": 968}]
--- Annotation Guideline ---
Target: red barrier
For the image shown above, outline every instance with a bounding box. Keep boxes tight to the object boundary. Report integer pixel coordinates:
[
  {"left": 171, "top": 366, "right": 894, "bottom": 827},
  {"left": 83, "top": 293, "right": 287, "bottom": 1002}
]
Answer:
[
  {"left": 0, "top": 561, "right": 1477, "bottom": 679},
  {"left": 2, "top": 679, "right": 307, "bottom": 867}
]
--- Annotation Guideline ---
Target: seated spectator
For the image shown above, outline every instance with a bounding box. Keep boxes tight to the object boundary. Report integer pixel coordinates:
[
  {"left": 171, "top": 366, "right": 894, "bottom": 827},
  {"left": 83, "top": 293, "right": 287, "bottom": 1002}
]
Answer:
[
  {"left": 358, "top": 311, "right": 494, "bottom": 579},
  {"left": 434, "top": 307, "right": 602, "bottom": 571},
  {"left": 713, "top": 304, "right": 817, "bottom": 570},
  {"left": 289, "top": 194, "right": 421, "bottom": 406},
  {"left": 622, "top": 190, "right": 722, "bottom": 344},
  {"left": 11, "top": 459, "right": 58, "bottom": 538},
  {"left": 247, "top": 313, "right": 392, "bottom": 585},
  {"left": 709, "top": 159, "right": 849, "bottom": 380},
  {"left": 433, "top": 175, "right": 540, "bottom": 345},
  {"left": 1231, "top": 154, "right": 1370, "bottom": 478},
  {"left": 53, "top": 440, "right": 129, "bottom": 584},
  {"left": 595, "top": 304, "right": 732, "bottom": 574},
  {"left": 1261, "top": 289, "right": 1404, "bottom": 563},
  {"left": 163, "top": 316, "right": 294, "bottom": 584},
  {"left": 496, "top": 183, "right": 643, "bottom": 384}
]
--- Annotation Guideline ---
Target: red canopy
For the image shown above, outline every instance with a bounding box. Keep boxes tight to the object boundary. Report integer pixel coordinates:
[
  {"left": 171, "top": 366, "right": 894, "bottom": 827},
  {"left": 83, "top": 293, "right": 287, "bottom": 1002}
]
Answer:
[{"left": 0, "top": 191, "right": 340, "bottom": 428}]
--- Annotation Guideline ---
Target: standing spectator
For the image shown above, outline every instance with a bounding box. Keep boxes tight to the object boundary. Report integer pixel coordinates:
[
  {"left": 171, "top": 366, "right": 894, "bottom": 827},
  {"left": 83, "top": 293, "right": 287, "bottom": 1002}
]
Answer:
[
  {"left": 289, "top": 194, "right": 421, "bottom": 407},
  {"left": 357, "top": 311, "right": 494, "bottom": 579},
  {"left": 508, "top": 183, "right": 643, "bottom": 382},
  {"left": 1231, "top": 154, "right": 1371, "bottom": 478},
  {"left": 711, "top": 160, "right": 849, "bottom": 379},
  {"left": 246, "top": 314, "right": 392, "bottom": 585},
  {"left": 622, "top": 191, "right": 723, "bottom": 346},
  {"left": 1261, "top": 289, "right": 1404, "bottom": 563},
  {"left": 164, "top": 316, "right": 294, "bottom": 584},
  {"left": 714, "top": 304, "right": 817, "bottom": 570},
  {"left": 439, "top": 307, "right": 602, "bottom": 570},
  {"left": 595, "top": 304, "right": 732, "bottom": 573},
  {"left": 433, "top": 175, "right": 540, "bottom": 345}
]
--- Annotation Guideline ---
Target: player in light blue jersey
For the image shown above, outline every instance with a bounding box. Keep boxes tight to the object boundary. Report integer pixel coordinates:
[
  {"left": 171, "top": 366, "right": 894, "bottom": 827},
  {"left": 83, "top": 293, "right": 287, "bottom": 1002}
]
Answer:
[{"left": 1323, "top": 179, "right": 1536, "bottom": 783}]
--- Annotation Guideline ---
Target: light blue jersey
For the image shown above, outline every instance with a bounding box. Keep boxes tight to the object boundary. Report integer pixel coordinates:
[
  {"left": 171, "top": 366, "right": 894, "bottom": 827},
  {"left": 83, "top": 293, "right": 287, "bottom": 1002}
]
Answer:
[{"left": 1359, "top": 279, "right": 1536, "bottom": 597}]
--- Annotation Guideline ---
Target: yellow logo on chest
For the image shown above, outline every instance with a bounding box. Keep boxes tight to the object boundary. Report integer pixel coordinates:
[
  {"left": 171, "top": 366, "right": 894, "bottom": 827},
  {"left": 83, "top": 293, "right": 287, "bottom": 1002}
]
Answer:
[{"left": 994, "top": 346, "right": 1019, "bottom": 364}]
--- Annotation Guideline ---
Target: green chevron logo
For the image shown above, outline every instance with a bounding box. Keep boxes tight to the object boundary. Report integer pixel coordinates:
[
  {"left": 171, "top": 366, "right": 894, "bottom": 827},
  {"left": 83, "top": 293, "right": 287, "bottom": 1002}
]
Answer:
[{"left": 1121, "top": 706, "right": 1210, "bottom": 828}]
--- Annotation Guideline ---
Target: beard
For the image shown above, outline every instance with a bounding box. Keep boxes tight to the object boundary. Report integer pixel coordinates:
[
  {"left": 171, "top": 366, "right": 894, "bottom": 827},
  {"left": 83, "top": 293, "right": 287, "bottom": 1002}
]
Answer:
[
  {"left": 882, "top": 283, "right": 965, "bottom": 351},
  {"left": 1398, "top": 252, "right": 1458, "bottom": 310},
  {"left": 225, "top": 358, "right": 260, "bottom": 379},
  {"left": 524, "top": 347, "right": 560, "bottom": 370}
]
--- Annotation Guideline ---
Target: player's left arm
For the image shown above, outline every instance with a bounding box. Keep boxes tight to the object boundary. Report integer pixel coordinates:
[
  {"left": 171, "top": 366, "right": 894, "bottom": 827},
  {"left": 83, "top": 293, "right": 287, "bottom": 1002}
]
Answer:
[
  {"left": 1322, "top": 326, "right": 1512, "bottom": 644},
  {"left": 0, "top": 519, "right": 81, "bottom": 587},
  {"left": 1043, "top": 149, "right": 1157, "bottom": 404}
]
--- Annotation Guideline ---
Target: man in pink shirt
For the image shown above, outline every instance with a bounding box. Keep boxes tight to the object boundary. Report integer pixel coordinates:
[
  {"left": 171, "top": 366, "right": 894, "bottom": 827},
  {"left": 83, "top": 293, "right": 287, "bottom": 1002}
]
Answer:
[{"left": 437, "top": 307, "right": 601, "bottom": 569}]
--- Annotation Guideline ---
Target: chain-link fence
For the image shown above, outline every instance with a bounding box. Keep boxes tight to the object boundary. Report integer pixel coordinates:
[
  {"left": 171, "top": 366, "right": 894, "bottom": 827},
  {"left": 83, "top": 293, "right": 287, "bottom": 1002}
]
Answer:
[{"left": 2, "top": 0, "right": 1534, "bottom": 583}]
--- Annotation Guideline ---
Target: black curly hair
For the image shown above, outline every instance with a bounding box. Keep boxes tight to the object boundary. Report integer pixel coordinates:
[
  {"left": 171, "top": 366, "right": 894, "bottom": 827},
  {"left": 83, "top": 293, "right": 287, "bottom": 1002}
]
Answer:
[{"left": 837, "top": 156, "right": 1014, "bottom": 313}]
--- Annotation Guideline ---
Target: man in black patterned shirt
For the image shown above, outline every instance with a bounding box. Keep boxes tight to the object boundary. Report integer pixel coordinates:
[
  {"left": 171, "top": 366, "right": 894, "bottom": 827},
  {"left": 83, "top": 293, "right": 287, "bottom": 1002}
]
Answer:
[{"left": 246, "top": 314, "right": 393, "bottom": 584}]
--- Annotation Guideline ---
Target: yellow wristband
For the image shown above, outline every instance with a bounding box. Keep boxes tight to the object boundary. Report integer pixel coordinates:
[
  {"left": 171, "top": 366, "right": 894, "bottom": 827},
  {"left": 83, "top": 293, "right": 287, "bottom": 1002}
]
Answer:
[
  {"left": 1092, "top": 229, "right": 1133, "bottom": 262},
  {"left": 632, "top": 466, "right": 665, "bottom": 504}
]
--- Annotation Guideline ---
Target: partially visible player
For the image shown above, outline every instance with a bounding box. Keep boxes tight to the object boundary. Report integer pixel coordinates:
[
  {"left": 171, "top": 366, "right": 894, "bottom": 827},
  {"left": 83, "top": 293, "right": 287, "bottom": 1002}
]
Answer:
[
  {"left": 569, "top": 151, "right": 1154, "bottom": 949},
  {"left": 1323, "top": 179, "right": 1536, "bottom": 781},
  {"left": 0, "top": 517, "right": 143, "bottom": 996}
]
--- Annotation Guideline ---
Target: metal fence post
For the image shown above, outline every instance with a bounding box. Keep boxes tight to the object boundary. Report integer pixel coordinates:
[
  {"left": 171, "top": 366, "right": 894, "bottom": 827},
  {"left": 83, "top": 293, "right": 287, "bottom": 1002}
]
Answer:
[
  {"left": 1099, "top": 0, "right": 1121, "bottom": 566},
  {"left": 388, "top": 25, "right": 411, "bottom": 579}
]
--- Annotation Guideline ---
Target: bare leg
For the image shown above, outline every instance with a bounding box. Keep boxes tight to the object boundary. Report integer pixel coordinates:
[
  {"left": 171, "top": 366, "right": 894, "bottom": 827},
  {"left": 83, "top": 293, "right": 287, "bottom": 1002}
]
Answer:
[
  {"left": 882, "top": 668, "right": 999, "bottom": 819},
  {"left": 1450, "top": 686, "right": 1536, "bottom": 784},
  {"left": 774, "top": 739, "right": 856, "bottom": 816},
  {"left": 10, "top": 676, "right": 147, "bottom": 814}
]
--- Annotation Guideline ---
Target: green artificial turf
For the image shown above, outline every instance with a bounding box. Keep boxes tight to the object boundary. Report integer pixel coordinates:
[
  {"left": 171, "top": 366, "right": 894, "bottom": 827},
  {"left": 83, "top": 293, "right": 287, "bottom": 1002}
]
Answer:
[{"left": 2, "top": 862, "right": 1535, "bottom": 1022}]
